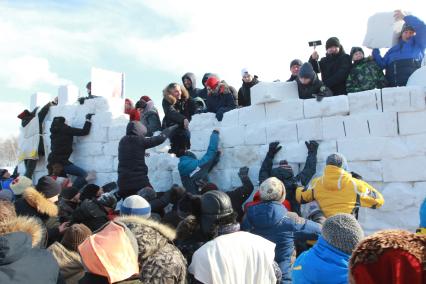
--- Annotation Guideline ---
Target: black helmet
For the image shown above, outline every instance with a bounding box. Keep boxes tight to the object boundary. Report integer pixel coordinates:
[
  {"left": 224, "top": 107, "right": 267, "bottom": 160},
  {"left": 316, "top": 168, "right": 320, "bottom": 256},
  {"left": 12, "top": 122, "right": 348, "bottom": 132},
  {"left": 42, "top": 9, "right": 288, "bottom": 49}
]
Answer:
[{"left": 200, "top": 191, "right": 233, "bottom": 235}]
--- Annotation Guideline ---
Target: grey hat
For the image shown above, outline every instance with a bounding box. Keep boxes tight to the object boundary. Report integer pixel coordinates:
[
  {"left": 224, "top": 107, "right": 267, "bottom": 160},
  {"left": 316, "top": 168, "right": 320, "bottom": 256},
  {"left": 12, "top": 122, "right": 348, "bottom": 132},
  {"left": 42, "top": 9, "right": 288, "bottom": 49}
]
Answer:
[
  {"left": 326, "top": 153, "right": 348, "bottom": 170},
  {"left": 322, "top": 213, "right": 364, "bottom": 254},
  {"left": 298, "top": 62, "right": 315, "bottom": 81}
]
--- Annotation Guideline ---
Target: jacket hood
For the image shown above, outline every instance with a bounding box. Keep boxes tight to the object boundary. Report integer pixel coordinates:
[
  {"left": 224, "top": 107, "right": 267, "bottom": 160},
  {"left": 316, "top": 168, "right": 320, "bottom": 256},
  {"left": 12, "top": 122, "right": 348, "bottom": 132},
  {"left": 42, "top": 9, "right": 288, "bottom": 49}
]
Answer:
[
  {"left": 0, "top": 232, "right": 32, "bottom": 265},
  {"left": 115, "top": 215, "right": 176, "bottom": 260},
  {"left": 163, "top": 85, "right": 189, "bottom": 105},
  {"left": 246, "top": 201, "right": 287, "bottom": 229},
  {"left": 0, "top": 215, "right": 45, "bottom": 248},
  {"left": 182, "top": 72, "right": 197, "bottom": 89},
  {"left": 126, "top": 121, "right": 147, "bottom": 136},
  {"left": 48, "top": 241, "right": 83, "bottom": 275},
  {"left": 202, "top": 73, "right": 213, "bottom": 87},
  {"left": 320, "top": 165, "right": 353, "bottom": 192},
  {"left": 22, "top": 187, "right": 59, "bottom": 217}
]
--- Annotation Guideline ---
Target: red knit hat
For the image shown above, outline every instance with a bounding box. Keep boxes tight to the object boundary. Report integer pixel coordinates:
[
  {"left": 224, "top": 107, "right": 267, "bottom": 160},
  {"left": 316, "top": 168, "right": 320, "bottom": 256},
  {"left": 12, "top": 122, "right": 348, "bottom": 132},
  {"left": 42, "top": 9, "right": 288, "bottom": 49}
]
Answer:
[
  {"left": 129, "top": 109, "right": 140, "bottom": 122},
  {"left": 140, "top": 96, "right": 152, "bottom": 102},
  {"left": 205, "top": 76, "right": 219, "bottom": 90}
]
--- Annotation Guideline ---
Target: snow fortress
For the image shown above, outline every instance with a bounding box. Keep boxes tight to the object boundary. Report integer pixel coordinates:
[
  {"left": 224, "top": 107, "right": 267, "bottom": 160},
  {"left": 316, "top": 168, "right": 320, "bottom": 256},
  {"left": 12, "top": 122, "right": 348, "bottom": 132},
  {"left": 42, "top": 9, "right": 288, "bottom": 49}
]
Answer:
[{"left": 22, "top": 76, "right": 426, "bottom": 235}]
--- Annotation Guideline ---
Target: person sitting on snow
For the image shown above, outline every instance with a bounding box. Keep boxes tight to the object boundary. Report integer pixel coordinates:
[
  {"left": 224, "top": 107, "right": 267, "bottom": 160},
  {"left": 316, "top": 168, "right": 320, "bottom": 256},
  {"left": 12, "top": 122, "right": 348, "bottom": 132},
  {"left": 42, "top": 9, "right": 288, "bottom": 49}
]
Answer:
[
  {"left": 205, "top": 76, "right": 237, "bottom": 121},
  {"left": 296, "top": 153, "right": 384, "bottom": 219},
  {"left": 177, "top": 129, "right": 220, "bottom": 195},
  {"left": 373, "top": 10, "right": 426, "bottom": 87}
]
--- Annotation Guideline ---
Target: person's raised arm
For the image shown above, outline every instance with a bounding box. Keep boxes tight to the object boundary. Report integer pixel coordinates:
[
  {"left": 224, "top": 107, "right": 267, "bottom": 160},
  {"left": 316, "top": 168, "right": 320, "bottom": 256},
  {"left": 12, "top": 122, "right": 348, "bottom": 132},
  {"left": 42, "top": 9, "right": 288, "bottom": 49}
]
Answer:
[{"left": 259, "top": 142, "right": 281, "bottom": 184}]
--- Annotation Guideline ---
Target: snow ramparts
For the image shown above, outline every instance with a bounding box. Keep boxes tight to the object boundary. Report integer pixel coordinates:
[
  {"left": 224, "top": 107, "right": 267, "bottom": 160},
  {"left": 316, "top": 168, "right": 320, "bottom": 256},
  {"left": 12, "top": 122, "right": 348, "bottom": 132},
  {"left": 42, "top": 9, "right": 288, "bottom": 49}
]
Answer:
[{"left": 21, "top": 80, "right": 426, "bottom": 234}]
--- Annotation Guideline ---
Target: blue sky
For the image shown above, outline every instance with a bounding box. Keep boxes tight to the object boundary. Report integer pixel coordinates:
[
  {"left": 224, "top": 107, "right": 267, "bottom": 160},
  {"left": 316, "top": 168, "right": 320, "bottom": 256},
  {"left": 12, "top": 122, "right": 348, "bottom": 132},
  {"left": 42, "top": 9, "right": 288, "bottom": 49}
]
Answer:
[{"left": 1, "top": 0, "right": 424, "bottom": 136}]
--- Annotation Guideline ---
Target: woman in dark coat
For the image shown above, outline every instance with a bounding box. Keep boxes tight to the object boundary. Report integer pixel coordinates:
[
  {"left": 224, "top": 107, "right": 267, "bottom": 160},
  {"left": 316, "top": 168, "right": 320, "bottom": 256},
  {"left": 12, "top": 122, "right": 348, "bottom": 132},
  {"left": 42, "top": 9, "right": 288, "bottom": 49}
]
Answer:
[{"left": 47, "top": 114, "right": 93, "bottom": 188}]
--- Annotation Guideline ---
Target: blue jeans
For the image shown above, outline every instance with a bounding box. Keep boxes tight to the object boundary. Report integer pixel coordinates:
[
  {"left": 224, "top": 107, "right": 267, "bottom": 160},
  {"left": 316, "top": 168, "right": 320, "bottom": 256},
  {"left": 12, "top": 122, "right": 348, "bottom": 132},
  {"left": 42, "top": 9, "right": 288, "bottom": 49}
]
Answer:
[{"left": 64, "top": 163, "right": 88, "bottom": 189}]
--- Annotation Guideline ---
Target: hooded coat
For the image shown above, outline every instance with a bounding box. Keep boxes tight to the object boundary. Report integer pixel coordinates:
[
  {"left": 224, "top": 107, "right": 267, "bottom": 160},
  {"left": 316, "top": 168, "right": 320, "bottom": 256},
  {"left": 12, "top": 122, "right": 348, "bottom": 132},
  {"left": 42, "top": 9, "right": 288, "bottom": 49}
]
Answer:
[
  {"left": 237, "top": 75, "right": 260, "bottom": 107},
  {"left": 182, "top": 72, "right": 201, "bottom": 99},
  {"left": 117, "top": 121, "right": 167, "bottom": 198},
  {"left": 48, "top": 242, "right": 85, "bottom": 284},
  {"left": 0, "top": 232, "right": 61, "bottom": 284},
  {"left": 48, "top": 117, "right": 91, "bottom": 166},
  {"left": 14, "top": 187, "right": 60, "bottom": 246},
  {"left": 162, "top": 87, "right": 196, "bottom": 128},
  {"left": 241, "top": 202, "right": 322, "bottom": 284},
  {"left": 197, "top": 73, "right": 213, "bottom": 102},
  {"left": 373, "top": 15, "right": 426, "bottom": 87},
  {"left": 140, "top": 100, "right": 162, "bottom": 137},
  {"left": 296, "top": 165, "right": 385, "bottom": 218},
  {"left": 309, "top": 49, "right": 352, "bottom": 95},
  {"left": 116, "top": 215, "right": 188, "bottom": 284},
  {"left": 206, "top": 81, "right": 237, "bottom": 121}
]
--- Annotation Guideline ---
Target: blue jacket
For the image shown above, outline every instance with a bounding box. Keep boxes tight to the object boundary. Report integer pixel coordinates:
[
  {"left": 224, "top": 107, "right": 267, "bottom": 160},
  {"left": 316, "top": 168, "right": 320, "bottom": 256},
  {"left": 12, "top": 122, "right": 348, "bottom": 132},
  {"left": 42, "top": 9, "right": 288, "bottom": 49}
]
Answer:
[
  {"left": 0, "top": 178, "right": 13, "bottom": 190},
  {"left": 241, "top": 201, "right": 321, "bottom": 284},
  {"left": 178, "top": 131, "right": 219, "bottom": 177},
  {"left": 292, "top": 237, "right": 350, "bottom": 284},
  {"left": 373, "top": 15, "right": 426, "bottom": 86}
]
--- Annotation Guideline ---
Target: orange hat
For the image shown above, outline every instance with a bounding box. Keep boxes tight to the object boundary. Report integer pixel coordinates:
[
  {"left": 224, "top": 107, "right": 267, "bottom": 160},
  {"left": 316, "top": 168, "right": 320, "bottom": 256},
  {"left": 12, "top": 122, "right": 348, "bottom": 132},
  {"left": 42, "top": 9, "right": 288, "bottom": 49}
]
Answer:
[
  {"left": 205, "top": 76, "right": 219, "bottom": 90},
  {"left": 78, "top": 221, "right": 139, "bottom": 283}
]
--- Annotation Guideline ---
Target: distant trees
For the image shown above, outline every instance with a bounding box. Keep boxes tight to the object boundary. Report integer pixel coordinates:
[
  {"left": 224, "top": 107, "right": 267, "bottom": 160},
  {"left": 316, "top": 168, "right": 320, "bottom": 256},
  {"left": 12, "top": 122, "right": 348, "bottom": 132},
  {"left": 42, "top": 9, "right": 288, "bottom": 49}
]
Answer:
[{"left": 0, "top": 137, "right": 18, "bottom": 167}]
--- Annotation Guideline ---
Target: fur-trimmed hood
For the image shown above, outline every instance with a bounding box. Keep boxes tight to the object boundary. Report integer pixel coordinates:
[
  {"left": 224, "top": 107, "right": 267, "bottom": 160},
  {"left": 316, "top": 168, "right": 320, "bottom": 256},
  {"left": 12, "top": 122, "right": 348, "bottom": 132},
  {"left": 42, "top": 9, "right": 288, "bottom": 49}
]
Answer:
[
  {"left": 0, "top": 215, "right": 45, "bottom": 247},
  {"left": 350, "top": 229, "right": 426, "bottom": 267},
  {"left": 22, "top": 187, "right": 58, "bottom": 217},
  {"left": 176, "top": 215, "right": 200, "bottom": 240},
  {"left": 115, "top": 215, "right": 176, "bottom": 260},
  {"left": 48, "top": 241, "right": 84, "bottom": 281},
  {"left": 163, "top": 85, "right": 189, "bottom": 105}
]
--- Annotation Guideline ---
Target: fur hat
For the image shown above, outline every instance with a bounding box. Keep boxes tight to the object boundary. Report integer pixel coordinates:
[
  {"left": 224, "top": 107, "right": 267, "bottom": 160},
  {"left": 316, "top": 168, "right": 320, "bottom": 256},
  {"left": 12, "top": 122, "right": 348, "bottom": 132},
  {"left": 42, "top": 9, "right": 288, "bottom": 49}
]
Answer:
[
  {"left": 10, "top": 176, "right": 32, "bottom": 195},
  {"left": 120, "top": 195, "right": 151, "bottom": 218},
  {"left": 326, "top": 37, "right": 340, "bottom": 49},
  {"left": 35, "top": 176, "right": 60, "bottom": 198},
  {"left": 259, "top": 177, "right": 286, "bottom": 202},
  {"left": 61, "top": 224, "right": 92, "bottom": 252},
  {"left": 322, "top": 213, "right": 364, "bottom": 254}
]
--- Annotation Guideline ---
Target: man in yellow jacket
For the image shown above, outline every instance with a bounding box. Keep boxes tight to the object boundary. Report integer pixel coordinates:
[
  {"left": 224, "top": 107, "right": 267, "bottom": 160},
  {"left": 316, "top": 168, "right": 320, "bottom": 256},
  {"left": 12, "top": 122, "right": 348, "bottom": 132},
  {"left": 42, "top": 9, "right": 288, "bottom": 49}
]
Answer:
[{"left": 296, "top": 153, "right": 384, "bottom": 218}]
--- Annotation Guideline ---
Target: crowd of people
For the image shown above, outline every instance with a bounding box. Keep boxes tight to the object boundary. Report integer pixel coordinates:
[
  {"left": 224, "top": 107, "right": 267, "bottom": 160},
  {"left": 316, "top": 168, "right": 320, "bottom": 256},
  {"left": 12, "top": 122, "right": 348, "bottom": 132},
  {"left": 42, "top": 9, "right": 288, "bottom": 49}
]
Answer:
[{"left": 1, "top": 9, "right": 426, "bottom": 284}]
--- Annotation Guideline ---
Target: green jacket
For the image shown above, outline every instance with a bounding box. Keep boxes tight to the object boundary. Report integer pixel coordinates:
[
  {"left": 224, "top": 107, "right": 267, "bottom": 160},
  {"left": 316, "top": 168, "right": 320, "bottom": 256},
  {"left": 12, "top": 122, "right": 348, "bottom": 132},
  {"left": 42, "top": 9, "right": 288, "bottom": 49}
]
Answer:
[{"left": 346, "top": 58, "right": 387, "bottom": 93}]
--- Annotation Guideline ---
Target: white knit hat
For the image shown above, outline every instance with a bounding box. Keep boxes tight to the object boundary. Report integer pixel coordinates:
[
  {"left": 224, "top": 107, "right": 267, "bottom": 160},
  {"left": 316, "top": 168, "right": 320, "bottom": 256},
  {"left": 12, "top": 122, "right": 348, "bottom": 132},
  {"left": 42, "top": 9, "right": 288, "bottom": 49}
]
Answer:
[
  {"left": 259, "top": 177, "right": 286, "bottom": 202},
  {"left": 241, "top": 67, "right": 250, "bottom": 77},
  {"left": 120, "top": 195, "right": 151, "bottom": 218}
]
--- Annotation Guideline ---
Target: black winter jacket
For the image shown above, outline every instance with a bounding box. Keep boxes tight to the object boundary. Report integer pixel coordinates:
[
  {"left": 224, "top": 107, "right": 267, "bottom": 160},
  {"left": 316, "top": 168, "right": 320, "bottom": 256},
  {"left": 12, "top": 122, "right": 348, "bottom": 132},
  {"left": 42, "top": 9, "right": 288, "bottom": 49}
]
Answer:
[
  {"left": 237, "top": 76, "right": 259, "bottom": 107},
  {"left": 48, "top": 118, "right": 91, "bottom": 166},
  {"left": 71, "top": 199, "right": 109, "bottom": 232},
  {"left": 0, "top": 232, "right": 62, "bottom": 284},
  {"left": 182, "top": 72, "right": 202, "bottom": 99},
  {"left": 296, "top": 75, "right": 333, "bottom": 100},
  {"left": 117, "top": 121, "right": 168, "bottom": 198},
  {"left": 309, "top": 51, "right": 352, "bottom": 95},
  {"left": 162, "top": 91, "right": 196, "bottom": 128}
]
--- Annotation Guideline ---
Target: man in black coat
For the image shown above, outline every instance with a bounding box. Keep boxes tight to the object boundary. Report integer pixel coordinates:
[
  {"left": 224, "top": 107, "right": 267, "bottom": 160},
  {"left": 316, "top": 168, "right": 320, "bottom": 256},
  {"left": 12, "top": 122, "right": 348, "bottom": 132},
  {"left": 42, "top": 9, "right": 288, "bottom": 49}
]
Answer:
[
  {"left": 117, "top": 121, "right": 177, "bottom": 198},
  {"left": 309, "top": 37, "right": 352, "bottom": 95},
  {"left": 237, "top": 68, "right": 260, "bottom": 107},
  {"left": 287, "top": 59, "right": 302, "bottom": 82},
  {"left": 296, "top": 62, "right": 333, "bottom": 100},
  {"left": 182, "top": 72, "right": 201, "bottom": 99},
  {"left": 47, "top": 114, "right": 93, "bottom": 188},
  {"left": 259, "top": 141, "right": 319, "bottom": 216}
]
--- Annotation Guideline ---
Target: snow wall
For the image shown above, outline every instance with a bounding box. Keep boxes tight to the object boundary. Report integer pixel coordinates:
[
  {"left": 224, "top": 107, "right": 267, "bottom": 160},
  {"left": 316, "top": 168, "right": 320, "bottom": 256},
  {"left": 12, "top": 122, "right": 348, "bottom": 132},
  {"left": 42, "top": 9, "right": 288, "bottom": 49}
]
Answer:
[{"left": 20, "top": 79, "right": 426, "bottom": 235}]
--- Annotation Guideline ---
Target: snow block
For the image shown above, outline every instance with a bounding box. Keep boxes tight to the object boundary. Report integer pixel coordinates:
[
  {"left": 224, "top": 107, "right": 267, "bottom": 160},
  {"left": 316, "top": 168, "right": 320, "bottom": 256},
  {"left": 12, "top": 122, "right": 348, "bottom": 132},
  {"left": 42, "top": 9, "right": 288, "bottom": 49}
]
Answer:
[
  {"left": 337, "top": 137, "right": 388, "bottom": 161},
  {"left": 73, "top": 142, "right": 104, "bottom": 157},
  {"left": 265, "top": 100, "right": 304, "bottom": 122},
  {"left": 316, "top": 140, "right": 338, "bottom": 162},
  {"left": 348, "top": 89, "right": 382, "bottom": 114},
  {"left": 303, "top": 95, "right": 349, "bottom": 119},
  {"left": 189, "top": 112, "right": 218, "bottom": 131},
  {"left": 367, "top": 112, "right": 398, "bottom": 137},
  {"left": 220, "top": 126, "right": 245, "bottom": 148},
  {"left": 190, "top": 129, "right": 212, "bottom": 151},
  {"left": 48, "top": 105, "right": 77, "bottom": 122},
  {"left": 322, "top": 116, "right": 346, "bottom": 140},
  {"left": 108, "top": 125, "right": 126, "bottom": 141},
  {"left": 91, "top": 112, "right": 128, "bottom": 127},
  {"left": 239, "top": 104, "right": 266, "bottom": 126},
  {"left": 245, "top": 124, "right": 266, "bottom": 146},
  {"left": 407, "top": 66, "right": 426, "bottom": 89},
  {"left": 92, "top": 97, "right": 125, "bottom": 115},
  {"left": 92, "top": 156, "right": 114, "bottom": 172},
  {"left": 229, "top": 146, "right": 262, "bottom": 168},
  {"left": 209, "top": 169, "right": 235, "bottom": 191},
  {"left": 297, "top": 118, "right": 323, "bottom": 141},
  {"left": 349, "top": 161, "right": 383, "bottom": 182},
  {"left": 103, "top": 141, "right": 120, "bottom": 156},
  {"left": 95, "top": 173, "right": 117, "bottom": 188},
  {"left": 251, "top": 81, "right": 299, "bottom": 105},
  {"left": 172, "top": 170, "right": 182, "bottom": 186},
  {"left": 58, "top": 85, "right": 79, "bottom": 106},
  {"left": 383, "top": 156, "right": 426, "bottom": 182},
  {"left": 149, "top": 171, "right": 173, "bottom": 192},
  {"left": 274, "top": 142, "right": 308, "bottom": 163},
  {"left": 220, "top": 108, "right": 239, "bottom": 127},
  {"left": 30, "top": 92, "right": 51, "bottom": 110},
  {"left": 77, "top": 126, "right": 108, "bottom": 143},
  {"left": 363, "top": 12, "right": 404, "bottom": 48},
  {"left": 343, "top": 115, "right": 370, "bottom": 138},
  {"left": 113, "top": 157, "right": 119, "bottom": 171},
  {"left": 382, "top": 86, "right": 425, "bottom": 112},
  {"left": 266, "top": 121, "right": 298, "bottom": 144},
  {"left": 405, "top": 134, "right": 426, "bottom": 155},
  {"left": 398, "top": 111, "right": 426, "bottom": 135}
]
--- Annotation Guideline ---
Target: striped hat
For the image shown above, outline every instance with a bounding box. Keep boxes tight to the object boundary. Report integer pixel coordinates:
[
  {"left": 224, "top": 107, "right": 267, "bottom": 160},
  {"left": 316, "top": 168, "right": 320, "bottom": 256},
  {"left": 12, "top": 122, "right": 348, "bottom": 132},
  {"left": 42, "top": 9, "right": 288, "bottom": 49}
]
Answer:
[{"left": 120, "top": 195, "right": 151, "bottom": 218}]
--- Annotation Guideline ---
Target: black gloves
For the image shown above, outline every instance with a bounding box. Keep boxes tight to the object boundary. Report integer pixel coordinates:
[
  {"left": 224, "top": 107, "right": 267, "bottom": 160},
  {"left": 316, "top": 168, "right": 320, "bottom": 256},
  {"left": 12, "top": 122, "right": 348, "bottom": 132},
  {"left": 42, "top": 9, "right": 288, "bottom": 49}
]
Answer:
[
  {"left": 351, "top": 171, "right": 363, "bottom": 180},
  {"left": 85, "top": 113, "right": 95, "bottom": 120},
  {"left": 216, "top": 111, "right": 224, "bottom": 121},
  {"left": 78, "top": 97, "right": 86, "bottom": 105},
  {"left": 238, "top": 167, "right": 249, "bottom": 180},
  {"left": 305, "top": 140, "right": 319, "bottom": 154},
  {"left": 268, "top": 142, "right": 282, "bottom": 157},
  {"left": 213, "top": 129, "right": 219, "bottom": 134},
  {"left": 161, "top": 124, "right": 178, "bottom": 137}
]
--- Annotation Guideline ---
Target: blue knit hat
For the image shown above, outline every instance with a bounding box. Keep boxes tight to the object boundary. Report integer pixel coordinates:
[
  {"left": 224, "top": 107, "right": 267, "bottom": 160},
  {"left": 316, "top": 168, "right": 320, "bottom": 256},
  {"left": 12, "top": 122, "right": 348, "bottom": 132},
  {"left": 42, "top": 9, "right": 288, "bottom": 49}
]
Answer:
[
  {"left": 420, "top": 197, "right": 426, "bottom": 228},
  {"left": 120, "top": 195, "right": 151, "bottom": 218}
]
